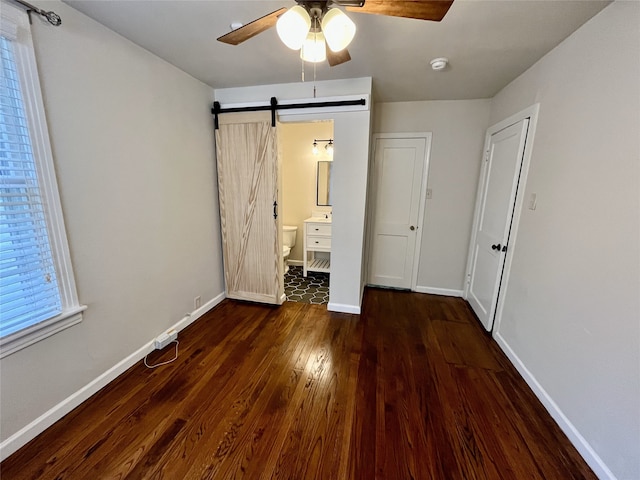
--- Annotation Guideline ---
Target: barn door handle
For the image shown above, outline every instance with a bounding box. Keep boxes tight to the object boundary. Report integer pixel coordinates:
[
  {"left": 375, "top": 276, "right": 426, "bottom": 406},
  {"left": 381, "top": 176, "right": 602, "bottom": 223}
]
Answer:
[
  {"left": 273, "top": 201, "right": 278, "bottom": 219},
  {"left": 491, "top": 243, "right": 501, "bottom": 251}
]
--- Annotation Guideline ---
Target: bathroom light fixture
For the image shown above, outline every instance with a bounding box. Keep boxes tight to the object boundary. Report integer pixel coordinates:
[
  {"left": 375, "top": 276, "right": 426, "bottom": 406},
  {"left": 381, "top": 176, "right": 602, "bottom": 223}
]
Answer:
[
  {"left": 313, "top": 138, "right": 333, "bottom": 155},
  {"left": 325, "top": 139, "right": 334, "bottom": 155},
  {"left": 276, "top": 5, "right": 355, "bottom": 62}
]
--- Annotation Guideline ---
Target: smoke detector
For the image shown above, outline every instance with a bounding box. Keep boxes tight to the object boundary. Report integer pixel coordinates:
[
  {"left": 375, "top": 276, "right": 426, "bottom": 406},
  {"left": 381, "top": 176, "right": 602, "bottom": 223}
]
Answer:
[{"left": 430, "top": 57, "right": 449, "bottom": 71}]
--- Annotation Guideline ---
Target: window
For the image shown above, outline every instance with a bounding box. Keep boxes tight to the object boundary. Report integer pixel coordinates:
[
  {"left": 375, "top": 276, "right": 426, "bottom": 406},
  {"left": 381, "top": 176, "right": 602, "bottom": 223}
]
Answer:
[{"left": 0, "top": 2, "right": 84, "bottom": 358}]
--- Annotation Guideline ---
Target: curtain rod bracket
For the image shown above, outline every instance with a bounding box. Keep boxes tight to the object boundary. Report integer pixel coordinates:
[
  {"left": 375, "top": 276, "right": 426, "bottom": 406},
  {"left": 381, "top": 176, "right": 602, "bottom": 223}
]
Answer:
[{"left": 10, "top": 0, "right": 61, "bottom": 26}]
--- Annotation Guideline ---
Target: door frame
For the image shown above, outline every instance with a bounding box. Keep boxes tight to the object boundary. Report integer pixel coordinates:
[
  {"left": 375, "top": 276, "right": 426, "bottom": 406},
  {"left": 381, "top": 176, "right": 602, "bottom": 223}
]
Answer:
[
  {"left": 464, "top": 104, "right": 539, "bottom": 334},
  {"left": 366, "top": 132, "right": 432, "bottom": 291}
]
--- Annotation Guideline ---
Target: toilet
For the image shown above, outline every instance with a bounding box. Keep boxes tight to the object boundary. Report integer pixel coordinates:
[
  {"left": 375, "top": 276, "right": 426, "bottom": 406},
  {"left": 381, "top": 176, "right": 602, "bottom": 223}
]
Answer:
[{"left": 283, "top": 225, "right": 298, "bottom": 274}]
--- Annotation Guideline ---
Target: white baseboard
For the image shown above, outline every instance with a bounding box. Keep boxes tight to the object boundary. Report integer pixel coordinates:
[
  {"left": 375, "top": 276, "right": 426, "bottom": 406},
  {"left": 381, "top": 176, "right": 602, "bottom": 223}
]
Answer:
[
  {"left": 327, "top": 302, "right": 361, "bottom": 314},
  {"left": 494, "top": 332, "right": 616, "bottom": 480},
  {"left": 414, "top": 286, "right": 463, "bottom": 297},
  {"left": 0, "top": 292, "right": 225, "bottom": 462},
  {"left": 171, "top": 293, "right": 224, "bottom": 332},
  {"left": 287, "top": 259, "right": 303, "bottom": 266}
]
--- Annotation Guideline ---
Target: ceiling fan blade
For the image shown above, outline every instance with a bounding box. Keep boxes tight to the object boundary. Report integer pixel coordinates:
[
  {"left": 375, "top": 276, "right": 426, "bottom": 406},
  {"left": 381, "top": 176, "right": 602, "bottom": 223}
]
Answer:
[
  {"left": 326, "top": 46, "right": 351, "bottom": 67},
  {"left": 217, "top": 7, "right": 288, "bottom": 45},
  {"left": 346, "top": 0, "right": 454, "bottom": 22}
]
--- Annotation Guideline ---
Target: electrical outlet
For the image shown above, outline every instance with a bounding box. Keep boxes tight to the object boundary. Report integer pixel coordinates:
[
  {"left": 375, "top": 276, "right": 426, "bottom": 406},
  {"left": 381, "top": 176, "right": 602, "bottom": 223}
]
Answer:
[{"left": 194, "top": 296, "right": 201, "bottom": 309}]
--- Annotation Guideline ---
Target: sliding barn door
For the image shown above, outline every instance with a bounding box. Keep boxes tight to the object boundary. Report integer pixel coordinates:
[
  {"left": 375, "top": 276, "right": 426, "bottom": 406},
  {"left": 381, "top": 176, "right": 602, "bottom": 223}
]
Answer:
[{"left": 215, "top": 112, "right": 283, "bottom": 305}]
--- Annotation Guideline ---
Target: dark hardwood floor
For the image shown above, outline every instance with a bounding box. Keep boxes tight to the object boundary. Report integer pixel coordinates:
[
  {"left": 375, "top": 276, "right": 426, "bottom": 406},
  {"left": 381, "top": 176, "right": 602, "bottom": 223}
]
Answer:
[{"left": 1, "top": 288, "right": 596, "bottom": 479}]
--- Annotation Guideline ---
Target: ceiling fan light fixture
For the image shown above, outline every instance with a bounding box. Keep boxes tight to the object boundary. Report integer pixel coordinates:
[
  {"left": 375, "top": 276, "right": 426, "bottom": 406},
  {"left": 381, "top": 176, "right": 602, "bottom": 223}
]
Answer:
[
  {"left": 321, "top": 8, "right": 356, "bottom": 52},
  {"left": 276, "top": 5, "right": 311, "bottom": 50},
  {"left": 300, "top": 31, "right": 327, "bottom": 63}
]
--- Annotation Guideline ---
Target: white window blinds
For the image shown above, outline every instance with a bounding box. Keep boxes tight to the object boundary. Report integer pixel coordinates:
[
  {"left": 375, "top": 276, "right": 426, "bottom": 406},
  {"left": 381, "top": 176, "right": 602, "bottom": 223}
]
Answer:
[
  {"left": 0, "top": 35, "right": 63, "bottom": 337},
  {"left": 0, "top": 1, "right": 83, "bottom": 358}
]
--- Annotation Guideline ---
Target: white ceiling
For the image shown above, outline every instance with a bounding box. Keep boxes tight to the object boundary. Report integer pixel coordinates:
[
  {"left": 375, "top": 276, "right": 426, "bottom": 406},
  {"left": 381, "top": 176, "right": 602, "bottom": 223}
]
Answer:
[{"left": 63, "top": 0, "right": 610, "bottom": 102}]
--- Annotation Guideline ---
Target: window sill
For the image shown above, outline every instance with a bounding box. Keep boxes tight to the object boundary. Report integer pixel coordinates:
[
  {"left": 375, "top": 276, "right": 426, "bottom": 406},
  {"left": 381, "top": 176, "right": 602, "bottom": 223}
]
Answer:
[{"left": 0, "top": 306, "right": 87, "bottom": 359}]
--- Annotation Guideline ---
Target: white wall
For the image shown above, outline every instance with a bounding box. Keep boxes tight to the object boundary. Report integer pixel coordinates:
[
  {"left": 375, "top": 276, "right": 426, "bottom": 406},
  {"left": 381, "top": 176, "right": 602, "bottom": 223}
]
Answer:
[
  {"left": 373, "top": 100, "right": 491, "bottom": 293},
  {"left": 489, "top": 3, "right": 640, "bottom": 479},
  {"left": 215, "top": 79, "right": 372, "bottom": 313},
  {"left": 0, "top": 1, "right": 224, "bottom": 445},
  {"left": 279, "top": 121, "right": 333, "bottom": 262},
  {"left": 215, "top": 78, "right": 372, "bottom": 105}
]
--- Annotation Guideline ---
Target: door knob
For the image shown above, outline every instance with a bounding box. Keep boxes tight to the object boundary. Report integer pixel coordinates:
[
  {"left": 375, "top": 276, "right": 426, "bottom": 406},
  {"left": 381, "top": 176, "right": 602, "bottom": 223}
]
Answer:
[
  {"left": 410, "top": 225, "right": 415, "bottom": 231},
  {"left": 491, "top": 243, "right": 501, "bottom": 251}
]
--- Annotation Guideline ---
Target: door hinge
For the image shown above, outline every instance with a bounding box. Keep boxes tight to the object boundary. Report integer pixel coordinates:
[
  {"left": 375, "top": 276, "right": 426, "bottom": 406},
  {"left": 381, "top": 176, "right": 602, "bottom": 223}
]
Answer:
[
  {"left": 273, "top": 201, "right": 278, "bottom": 219},
  {"left": 484, "top": 150, "right": 490, "bottom": 162}
]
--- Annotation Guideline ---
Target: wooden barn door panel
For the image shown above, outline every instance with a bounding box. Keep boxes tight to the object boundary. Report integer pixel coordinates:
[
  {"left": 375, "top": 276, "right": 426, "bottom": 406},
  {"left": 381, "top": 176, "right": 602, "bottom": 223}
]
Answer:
[{"left": 215, "top": 112, "right": 282, "bottom": 304}]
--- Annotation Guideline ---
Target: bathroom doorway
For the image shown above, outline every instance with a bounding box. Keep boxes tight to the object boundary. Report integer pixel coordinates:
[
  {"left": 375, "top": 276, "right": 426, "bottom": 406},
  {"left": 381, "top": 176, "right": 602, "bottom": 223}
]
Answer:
[{"left": 278, "top": 120, "right": 334, "bottom": 305}]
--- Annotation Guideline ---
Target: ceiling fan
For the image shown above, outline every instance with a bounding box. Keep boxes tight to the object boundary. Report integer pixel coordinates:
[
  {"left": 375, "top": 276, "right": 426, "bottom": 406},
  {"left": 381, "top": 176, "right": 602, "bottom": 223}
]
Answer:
[{"left": 217, "top": 0, "right": 454, "bottom": 67}]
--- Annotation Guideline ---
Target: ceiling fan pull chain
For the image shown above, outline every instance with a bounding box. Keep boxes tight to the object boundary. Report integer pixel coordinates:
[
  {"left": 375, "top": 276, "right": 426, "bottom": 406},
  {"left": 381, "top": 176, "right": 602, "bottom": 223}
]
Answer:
[{"left": 313, "top": 17, "right": 317, "bottom": 98}]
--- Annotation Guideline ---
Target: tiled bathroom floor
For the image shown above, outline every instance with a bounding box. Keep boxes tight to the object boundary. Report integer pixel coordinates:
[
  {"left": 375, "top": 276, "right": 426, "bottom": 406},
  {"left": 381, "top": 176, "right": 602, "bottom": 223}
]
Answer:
[{"left": 284, "top": 266, "right": 329, "bottom": 305}]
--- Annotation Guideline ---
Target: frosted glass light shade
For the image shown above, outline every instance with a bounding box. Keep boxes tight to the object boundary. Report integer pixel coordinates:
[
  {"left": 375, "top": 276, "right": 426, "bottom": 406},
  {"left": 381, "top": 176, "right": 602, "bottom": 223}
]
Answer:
[
  {"left": 276, "top": 6, "right": 311, "bottom": 50},
  {"left": 325, "top": 141, "right": 334, "bottom": 155},
  {"left": 321, "top": 8, "right": 356, "bottom": 52},
  {"left": 300, "top": 31, "right": 327, "bottom": 63}
]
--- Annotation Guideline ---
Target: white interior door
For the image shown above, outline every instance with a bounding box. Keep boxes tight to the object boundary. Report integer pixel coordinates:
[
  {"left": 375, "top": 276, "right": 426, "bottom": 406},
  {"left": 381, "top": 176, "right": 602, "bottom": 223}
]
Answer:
[
  {"left": 215, "top": 112, "right": 283, "bottom": 305},
  {"left": 467, "top": 119, "right": 529, "bottom": 330},
  {"left": 368, "top": 137, "right": 427, "bottom": 289}
]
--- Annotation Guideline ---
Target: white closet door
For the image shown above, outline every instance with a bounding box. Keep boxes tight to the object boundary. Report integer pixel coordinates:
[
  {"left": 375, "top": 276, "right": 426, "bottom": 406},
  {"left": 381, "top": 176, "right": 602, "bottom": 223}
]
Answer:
[
  {"left": 215, "top": 112, "right": 283, "bottom": 304},
  {"left": 368, "top": 137, "right": 427, "bottom": 289},
  {"left": 467, "top": 119, "right": 529, "bottom": 330}
]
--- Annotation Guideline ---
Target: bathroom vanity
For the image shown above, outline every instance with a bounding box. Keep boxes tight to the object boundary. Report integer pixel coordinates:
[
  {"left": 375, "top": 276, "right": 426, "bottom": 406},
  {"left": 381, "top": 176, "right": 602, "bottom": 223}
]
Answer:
[{"left": 303, "top": 216, "right": 331, "bottom": 277}]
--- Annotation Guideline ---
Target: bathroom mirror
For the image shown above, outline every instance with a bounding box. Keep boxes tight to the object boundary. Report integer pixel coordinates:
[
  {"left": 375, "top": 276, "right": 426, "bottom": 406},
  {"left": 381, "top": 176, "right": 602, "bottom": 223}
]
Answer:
[{"left": 316, "top": 161, "right": 332, "bottom": 206}]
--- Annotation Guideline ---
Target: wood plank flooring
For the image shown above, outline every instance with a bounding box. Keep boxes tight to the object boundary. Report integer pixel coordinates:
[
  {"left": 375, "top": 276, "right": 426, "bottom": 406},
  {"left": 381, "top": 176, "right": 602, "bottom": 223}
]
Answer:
[{"left": 1, "top": 288, "right": 596, "bottom": 479}]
